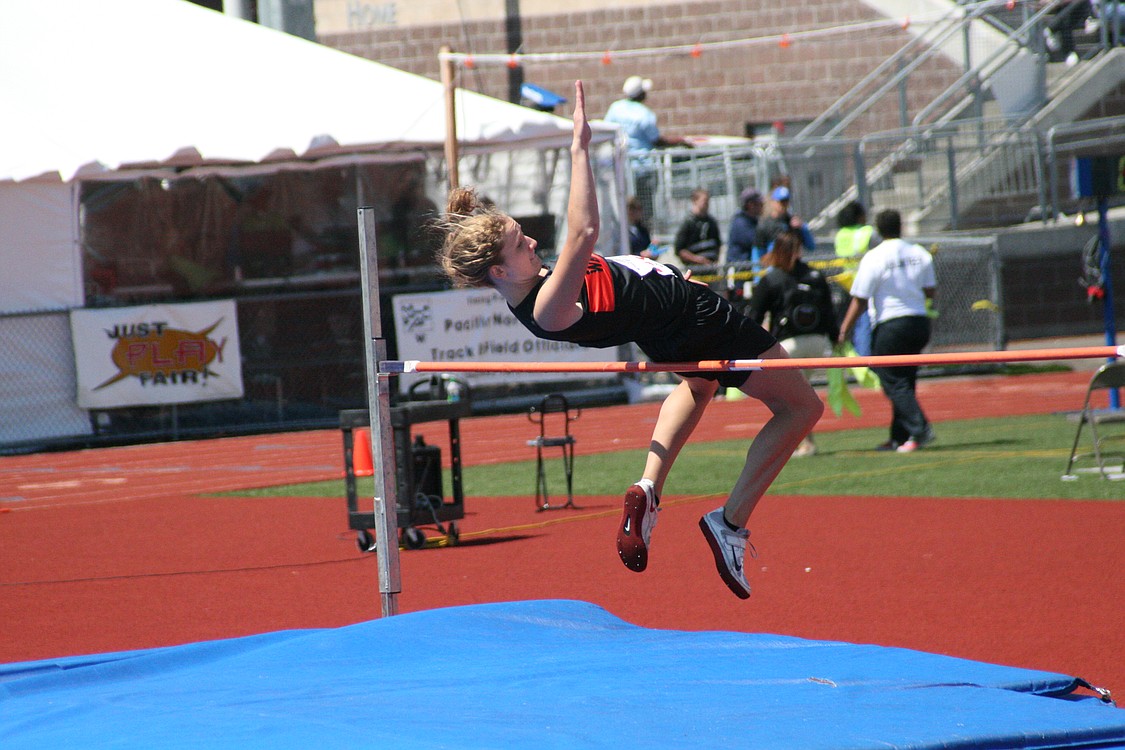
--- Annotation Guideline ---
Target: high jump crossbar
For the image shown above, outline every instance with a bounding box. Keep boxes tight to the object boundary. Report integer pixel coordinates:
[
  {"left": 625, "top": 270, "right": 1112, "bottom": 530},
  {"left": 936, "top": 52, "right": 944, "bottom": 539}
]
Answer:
[{"left": 382, "top": 345, "right": 1123, "bottom": 375}]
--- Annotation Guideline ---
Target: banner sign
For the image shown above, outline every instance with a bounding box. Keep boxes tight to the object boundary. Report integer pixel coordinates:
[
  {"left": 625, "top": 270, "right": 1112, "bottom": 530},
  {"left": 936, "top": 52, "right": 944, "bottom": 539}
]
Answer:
[
  {"left": 71, "top": 300, "right": 243, "bottom": 409},
  {"left": 391, "top": 287, "right": 616, "bottom": 392}
]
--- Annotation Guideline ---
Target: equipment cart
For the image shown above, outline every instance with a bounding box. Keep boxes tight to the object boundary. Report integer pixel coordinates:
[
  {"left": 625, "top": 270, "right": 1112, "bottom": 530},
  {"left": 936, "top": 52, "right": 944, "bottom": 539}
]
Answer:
[{"left": 340, "top": 399, "right": 469, "bottom": 552}]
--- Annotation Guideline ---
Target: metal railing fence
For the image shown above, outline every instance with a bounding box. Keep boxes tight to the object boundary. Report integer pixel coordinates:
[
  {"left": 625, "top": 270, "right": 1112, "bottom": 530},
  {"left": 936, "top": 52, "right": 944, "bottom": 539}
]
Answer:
[{"left": 625, "top": 110, "right": 1125, "bottom": 243}]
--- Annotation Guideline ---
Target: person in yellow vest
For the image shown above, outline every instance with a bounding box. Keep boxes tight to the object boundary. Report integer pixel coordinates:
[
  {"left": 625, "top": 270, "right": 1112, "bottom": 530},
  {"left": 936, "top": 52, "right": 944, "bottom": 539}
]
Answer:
[{"left": 833, "top": 201, "right": 878, "bottom": 355}]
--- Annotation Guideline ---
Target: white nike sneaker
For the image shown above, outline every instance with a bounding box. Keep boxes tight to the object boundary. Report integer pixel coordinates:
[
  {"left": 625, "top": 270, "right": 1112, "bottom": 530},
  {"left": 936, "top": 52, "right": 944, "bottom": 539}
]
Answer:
[
  {"left": 616, "top": 482, "right": 659, "bottom": 572},
  {"left": 699, "top": 508, "right": 754, "bottom": 599}
]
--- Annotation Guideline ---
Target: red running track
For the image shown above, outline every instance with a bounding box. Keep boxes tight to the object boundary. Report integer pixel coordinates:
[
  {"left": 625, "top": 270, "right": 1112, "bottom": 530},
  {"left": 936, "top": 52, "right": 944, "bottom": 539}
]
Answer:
[{"left": 1, "top": 370, "right": 1122, "bottom": 698}]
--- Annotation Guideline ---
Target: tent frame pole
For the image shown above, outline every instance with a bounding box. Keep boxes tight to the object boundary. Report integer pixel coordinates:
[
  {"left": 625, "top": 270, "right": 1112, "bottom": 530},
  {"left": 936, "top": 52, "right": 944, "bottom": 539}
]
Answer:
[{"left": 441, "top": 45, "right": 460, "bottom": 191}]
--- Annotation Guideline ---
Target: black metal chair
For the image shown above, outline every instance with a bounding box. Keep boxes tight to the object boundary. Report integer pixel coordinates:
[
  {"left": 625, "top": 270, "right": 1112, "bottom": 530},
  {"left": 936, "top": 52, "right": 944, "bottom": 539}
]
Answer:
[
  {"left": 527, "top": 394, "right": 580, "bottom": 511},
  {"left": 1063, "top": 361, "right": 1125, "bottom": 480}
]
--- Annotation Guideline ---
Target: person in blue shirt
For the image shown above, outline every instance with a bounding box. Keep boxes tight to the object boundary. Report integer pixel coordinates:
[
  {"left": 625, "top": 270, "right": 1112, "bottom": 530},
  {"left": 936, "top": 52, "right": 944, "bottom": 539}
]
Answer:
[
  {"left": 755, "top": 185, "right": 815, "bottom": 256},
  {"left": 605, "top": 76, "right": 669, "bottom": 151},
  {"left": 604, "top": 76, "right": 689, "bottom": 223}
]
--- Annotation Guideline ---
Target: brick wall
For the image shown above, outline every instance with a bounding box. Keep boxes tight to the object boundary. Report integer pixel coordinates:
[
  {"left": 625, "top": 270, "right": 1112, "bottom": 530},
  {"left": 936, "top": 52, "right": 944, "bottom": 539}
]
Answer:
[{"left": 320, "top": 0, "right": 963, "bottom": 139}]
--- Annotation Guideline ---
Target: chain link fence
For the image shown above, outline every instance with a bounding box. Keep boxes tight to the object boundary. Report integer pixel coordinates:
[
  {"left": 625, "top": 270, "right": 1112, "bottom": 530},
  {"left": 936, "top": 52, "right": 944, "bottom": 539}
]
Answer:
[
  {"left": 684, "top": 234, "right": 1004, "bottom": 350},
  {"left": 0, "top": 289, "right": 389, "bottom": 453},
  {"left": 0, "top": 310, "right": 92, "bottom": 450},
  {"left": 0, "top": 227, "right": 1006, "bottom": 453},
  {"left": 626, "top": 142, "right": 781, "bottom": 244}
]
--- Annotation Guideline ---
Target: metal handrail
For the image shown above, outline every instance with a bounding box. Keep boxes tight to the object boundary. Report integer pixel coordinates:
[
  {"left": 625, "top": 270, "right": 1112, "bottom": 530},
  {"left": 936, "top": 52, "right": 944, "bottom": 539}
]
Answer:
[
  {"left": 796, "top": 0, "right": 1049, "bottom": 142},
  {"left": 1045, "top": 114, "right": 1125, "bottom": 221},
  {"left": 910, "top": 0, "right": 1061, "bottom": 129},
  {"left": 793, "top": 14, "right": 959, "bottom": 140}
]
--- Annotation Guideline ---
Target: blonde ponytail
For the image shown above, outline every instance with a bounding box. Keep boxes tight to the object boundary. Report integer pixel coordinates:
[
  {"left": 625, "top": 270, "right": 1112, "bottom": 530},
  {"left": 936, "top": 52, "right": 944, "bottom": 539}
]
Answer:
[{"left": 436, "top": 187, "right": 508, "bottom": 288}]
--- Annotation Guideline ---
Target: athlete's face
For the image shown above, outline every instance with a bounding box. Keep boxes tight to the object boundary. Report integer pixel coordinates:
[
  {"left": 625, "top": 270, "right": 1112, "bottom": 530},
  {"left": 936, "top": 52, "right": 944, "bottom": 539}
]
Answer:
[{"left": 492, "top": 218, "right": 542, "bottom": 283}]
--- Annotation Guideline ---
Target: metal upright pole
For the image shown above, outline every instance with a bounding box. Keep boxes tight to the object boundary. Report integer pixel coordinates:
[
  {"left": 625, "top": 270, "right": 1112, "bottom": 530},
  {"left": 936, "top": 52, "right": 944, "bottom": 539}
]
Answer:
[
  {"left": 357, "top": 207, "right": 402, "bottom": 616},
  {"left": 1096, "top": 197, "right": 1120, "bottom": 409}
]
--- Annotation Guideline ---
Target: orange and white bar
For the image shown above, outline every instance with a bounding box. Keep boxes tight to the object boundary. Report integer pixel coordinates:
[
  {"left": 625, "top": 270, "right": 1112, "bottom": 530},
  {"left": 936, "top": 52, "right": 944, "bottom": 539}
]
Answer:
[{"left": 382, "top": 345, "right": 1124, "bottom": 375}]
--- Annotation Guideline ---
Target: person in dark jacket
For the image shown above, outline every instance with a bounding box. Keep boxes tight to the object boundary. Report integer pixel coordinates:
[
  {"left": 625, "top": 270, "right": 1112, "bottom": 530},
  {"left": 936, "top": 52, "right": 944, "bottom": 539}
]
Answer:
[
  {"left": 673, "top": 188, "right": 722, "bottom": 265},
  {"left": 727, "top": 187, "right": 763, "bottom": 266},
  {"left": 747, "top": 230, "right": 838, "bottom": 457},
  {"left": 626, "top": 196, "right": 654, "bottom": 256}
]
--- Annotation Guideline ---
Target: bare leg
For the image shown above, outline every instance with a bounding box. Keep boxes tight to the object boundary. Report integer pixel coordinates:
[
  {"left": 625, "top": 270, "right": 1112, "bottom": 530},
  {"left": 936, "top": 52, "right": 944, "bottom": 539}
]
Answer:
[
  {"left": 641, "top": 377, "right": 719, "bottom": 496},
  {"left": 723, "top": 342, "right": 824, "bottom": 527},
  {"left": 618, "top": 377, "right": 717, "bottom": 572}
]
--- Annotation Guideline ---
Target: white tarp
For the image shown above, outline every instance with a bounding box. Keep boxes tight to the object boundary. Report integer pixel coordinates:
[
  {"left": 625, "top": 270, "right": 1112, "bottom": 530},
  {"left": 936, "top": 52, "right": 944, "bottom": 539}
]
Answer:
[
  {"left": 0, "top": 0, "right": 609, "bottom": 185},
  {"left": 70, "top": 300, "right": 243, "bottom": 409},
  {"left": 0, "top": 182, "right": 83, "bottom": 313}
]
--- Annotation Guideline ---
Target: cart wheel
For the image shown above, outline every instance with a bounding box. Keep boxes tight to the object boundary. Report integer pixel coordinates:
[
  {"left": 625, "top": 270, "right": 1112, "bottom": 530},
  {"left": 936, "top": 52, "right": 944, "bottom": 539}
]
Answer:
[
  {"left": 447, "top": 521, "right": 460, "bottom": 545},
  {"left": 402, "top": 526, "right": 426, "bottom": 550},
  {"left": 356, "top": 530, "right": 376, "bottom": 553}
]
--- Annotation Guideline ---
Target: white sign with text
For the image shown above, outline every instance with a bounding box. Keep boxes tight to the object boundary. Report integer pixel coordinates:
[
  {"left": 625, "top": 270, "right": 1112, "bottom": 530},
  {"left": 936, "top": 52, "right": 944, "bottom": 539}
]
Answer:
[
  {"left": 71, "top": 300, "right": 243, "bottom": 409},
  {"left": 391, "top": 287, "right": 616, "bottom": 393}
]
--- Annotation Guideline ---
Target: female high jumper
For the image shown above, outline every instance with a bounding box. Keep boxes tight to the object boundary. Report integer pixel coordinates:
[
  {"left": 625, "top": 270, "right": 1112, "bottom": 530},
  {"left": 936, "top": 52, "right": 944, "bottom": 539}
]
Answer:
[{"left": 437, "top": 81, "right": 822, "bottom": 599}]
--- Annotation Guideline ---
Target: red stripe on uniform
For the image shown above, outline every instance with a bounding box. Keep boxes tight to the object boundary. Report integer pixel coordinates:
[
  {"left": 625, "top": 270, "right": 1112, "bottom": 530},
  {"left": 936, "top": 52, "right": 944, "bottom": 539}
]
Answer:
[{"left": 584, "top": 255, "right": 615, "bottom": 313}]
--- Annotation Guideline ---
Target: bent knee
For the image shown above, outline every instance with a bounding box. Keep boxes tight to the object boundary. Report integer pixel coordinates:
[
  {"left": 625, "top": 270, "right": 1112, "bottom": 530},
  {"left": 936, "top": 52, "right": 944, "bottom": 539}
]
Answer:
[
  {"left": 781, "top": 377, "right": 824, "bottom": 426},
  {"left": 798, "top": 388, "right": 825, "bottom": 426},
  {"left": 754, "top": 377, "right": 823, "bottom": 427}
]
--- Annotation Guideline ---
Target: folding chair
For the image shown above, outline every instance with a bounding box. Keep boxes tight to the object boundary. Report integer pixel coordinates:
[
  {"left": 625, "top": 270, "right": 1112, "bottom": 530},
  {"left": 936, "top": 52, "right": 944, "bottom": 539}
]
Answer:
[
  {"left": 526, "top": 394, "right": 580, "bottom": 511},
  {"left": 1063, "top": 361, "right": 1125, "bottom": 480}
]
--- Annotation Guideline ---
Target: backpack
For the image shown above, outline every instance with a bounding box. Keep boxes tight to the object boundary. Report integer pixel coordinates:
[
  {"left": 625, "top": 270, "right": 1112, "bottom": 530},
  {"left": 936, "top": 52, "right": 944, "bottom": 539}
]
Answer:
[{"left": 777, "top": 274, "right": 827, "bottom": 338}]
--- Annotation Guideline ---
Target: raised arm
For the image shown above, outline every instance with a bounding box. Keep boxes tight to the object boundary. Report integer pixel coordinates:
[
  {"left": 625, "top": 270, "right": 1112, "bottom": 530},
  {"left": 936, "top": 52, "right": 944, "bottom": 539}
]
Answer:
[{"left": 533, "top": 80, "right": 599, "bottom": 331}]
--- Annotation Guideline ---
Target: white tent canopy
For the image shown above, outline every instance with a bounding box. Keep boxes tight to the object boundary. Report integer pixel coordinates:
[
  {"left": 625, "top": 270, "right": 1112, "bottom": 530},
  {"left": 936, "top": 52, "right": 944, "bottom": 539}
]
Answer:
[
  {"left": 0, "top": 0, "right": 611, "bottom": 184},
  {"left": 0, "top": 0, "right": 622, "bottom": 314},
  {"left": 0, "top": 0, "right": 623, "bottom": 446}
]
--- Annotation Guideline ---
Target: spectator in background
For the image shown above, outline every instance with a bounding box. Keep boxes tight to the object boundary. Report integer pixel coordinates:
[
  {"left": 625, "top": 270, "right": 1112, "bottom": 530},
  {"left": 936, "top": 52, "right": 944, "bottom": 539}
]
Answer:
[
  {"left": 626, "top": 196, "right": 655, "bottom": 256},
  {"left": 1042, "top": 0, "right": 1092, "bottom": 66},
  {"left": 674, "top": 188, "right": 722, "bottom": 265},
  {"left": 838, "top": 209, "right": 936, "bottom": 453},
  {"left": 747, "top": 230, "right": 839, "bottom": 457},
  {"left": 833, "top": 200, "right": 879, "bottom": 355},
  {"left": 727, "top": 187, "right": 764, "bottom": 265},
  {"left": 605, "top": 75, "right": 690, "bottom": 223},
  {"left": 755, "top": 185, "right": 815, "bottom": 257}
]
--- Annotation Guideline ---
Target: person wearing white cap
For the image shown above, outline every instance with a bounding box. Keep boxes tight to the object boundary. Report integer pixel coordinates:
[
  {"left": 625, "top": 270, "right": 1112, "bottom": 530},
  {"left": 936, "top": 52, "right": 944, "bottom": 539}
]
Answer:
[
  {"left": 604, "top": 76, "right": 689, "bottom": 222},
  {"left": 605, "top": 76, "right": 658, "bottom": 152}
]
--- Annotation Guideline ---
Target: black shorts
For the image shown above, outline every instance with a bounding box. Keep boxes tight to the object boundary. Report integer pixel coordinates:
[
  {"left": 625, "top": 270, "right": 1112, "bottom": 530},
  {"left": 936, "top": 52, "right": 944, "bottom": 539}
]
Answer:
[{"left": 638, "top": 284, "right": 777, "bottom": 389}]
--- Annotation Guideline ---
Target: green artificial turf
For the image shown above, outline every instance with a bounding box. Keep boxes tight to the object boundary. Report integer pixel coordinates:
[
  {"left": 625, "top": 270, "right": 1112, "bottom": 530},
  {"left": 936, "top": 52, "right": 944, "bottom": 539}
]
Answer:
[{"left": 218, "top": 413, "right": 1124, "bottom": 501}]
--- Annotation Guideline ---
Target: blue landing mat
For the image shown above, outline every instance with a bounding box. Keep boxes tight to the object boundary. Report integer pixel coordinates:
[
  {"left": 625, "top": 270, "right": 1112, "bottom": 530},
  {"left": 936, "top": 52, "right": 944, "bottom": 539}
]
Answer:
[{"left": 1, "top": 600, "right": 1122, "bottom": 749}]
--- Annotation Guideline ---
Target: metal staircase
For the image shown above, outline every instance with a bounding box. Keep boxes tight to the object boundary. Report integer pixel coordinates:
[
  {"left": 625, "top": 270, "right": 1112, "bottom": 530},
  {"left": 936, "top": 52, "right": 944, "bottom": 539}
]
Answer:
[{"left": 784, "top": 0, "right": 1125, "bottom": 234}]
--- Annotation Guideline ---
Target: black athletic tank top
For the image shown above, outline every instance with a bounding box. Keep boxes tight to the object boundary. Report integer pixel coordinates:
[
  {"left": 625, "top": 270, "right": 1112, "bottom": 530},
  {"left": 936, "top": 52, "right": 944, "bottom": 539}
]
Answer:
[{"left": 508, "top": 254, "right": 773, "bottom": 365}]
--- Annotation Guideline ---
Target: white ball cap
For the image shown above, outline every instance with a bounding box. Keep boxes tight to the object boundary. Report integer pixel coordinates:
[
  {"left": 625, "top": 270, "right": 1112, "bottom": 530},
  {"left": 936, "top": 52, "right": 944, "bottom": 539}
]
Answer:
[{"left": 622, "top": 75, "right": 653, "bottom": 98}]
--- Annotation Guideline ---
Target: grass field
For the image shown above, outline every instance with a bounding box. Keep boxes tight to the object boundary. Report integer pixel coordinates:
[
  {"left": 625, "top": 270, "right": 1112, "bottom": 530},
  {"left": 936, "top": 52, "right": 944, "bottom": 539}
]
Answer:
[{"left": 220, "top": 413, "right": 1125, "bottom": 501}]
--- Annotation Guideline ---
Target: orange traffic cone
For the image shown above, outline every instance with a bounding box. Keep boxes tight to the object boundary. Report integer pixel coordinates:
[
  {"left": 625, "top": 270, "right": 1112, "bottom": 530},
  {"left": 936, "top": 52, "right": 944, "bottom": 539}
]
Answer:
[{"left": 353, "top": 428, "right": 374, "bottom": 477}]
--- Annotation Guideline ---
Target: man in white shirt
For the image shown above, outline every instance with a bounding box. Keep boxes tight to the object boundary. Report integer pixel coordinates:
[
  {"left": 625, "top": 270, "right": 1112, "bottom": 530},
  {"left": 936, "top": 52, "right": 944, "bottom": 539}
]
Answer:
[{"left": 838, "top": 209, "right": 936, "bottom": 453}]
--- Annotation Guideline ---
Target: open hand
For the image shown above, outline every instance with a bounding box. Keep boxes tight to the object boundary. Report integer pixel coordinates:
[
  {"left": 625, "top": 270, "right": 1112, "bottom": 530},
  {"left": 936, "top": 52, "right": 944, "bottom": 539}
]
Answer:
[{"left": 572, "top": 80, "right": 591, "bottom": 150}]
